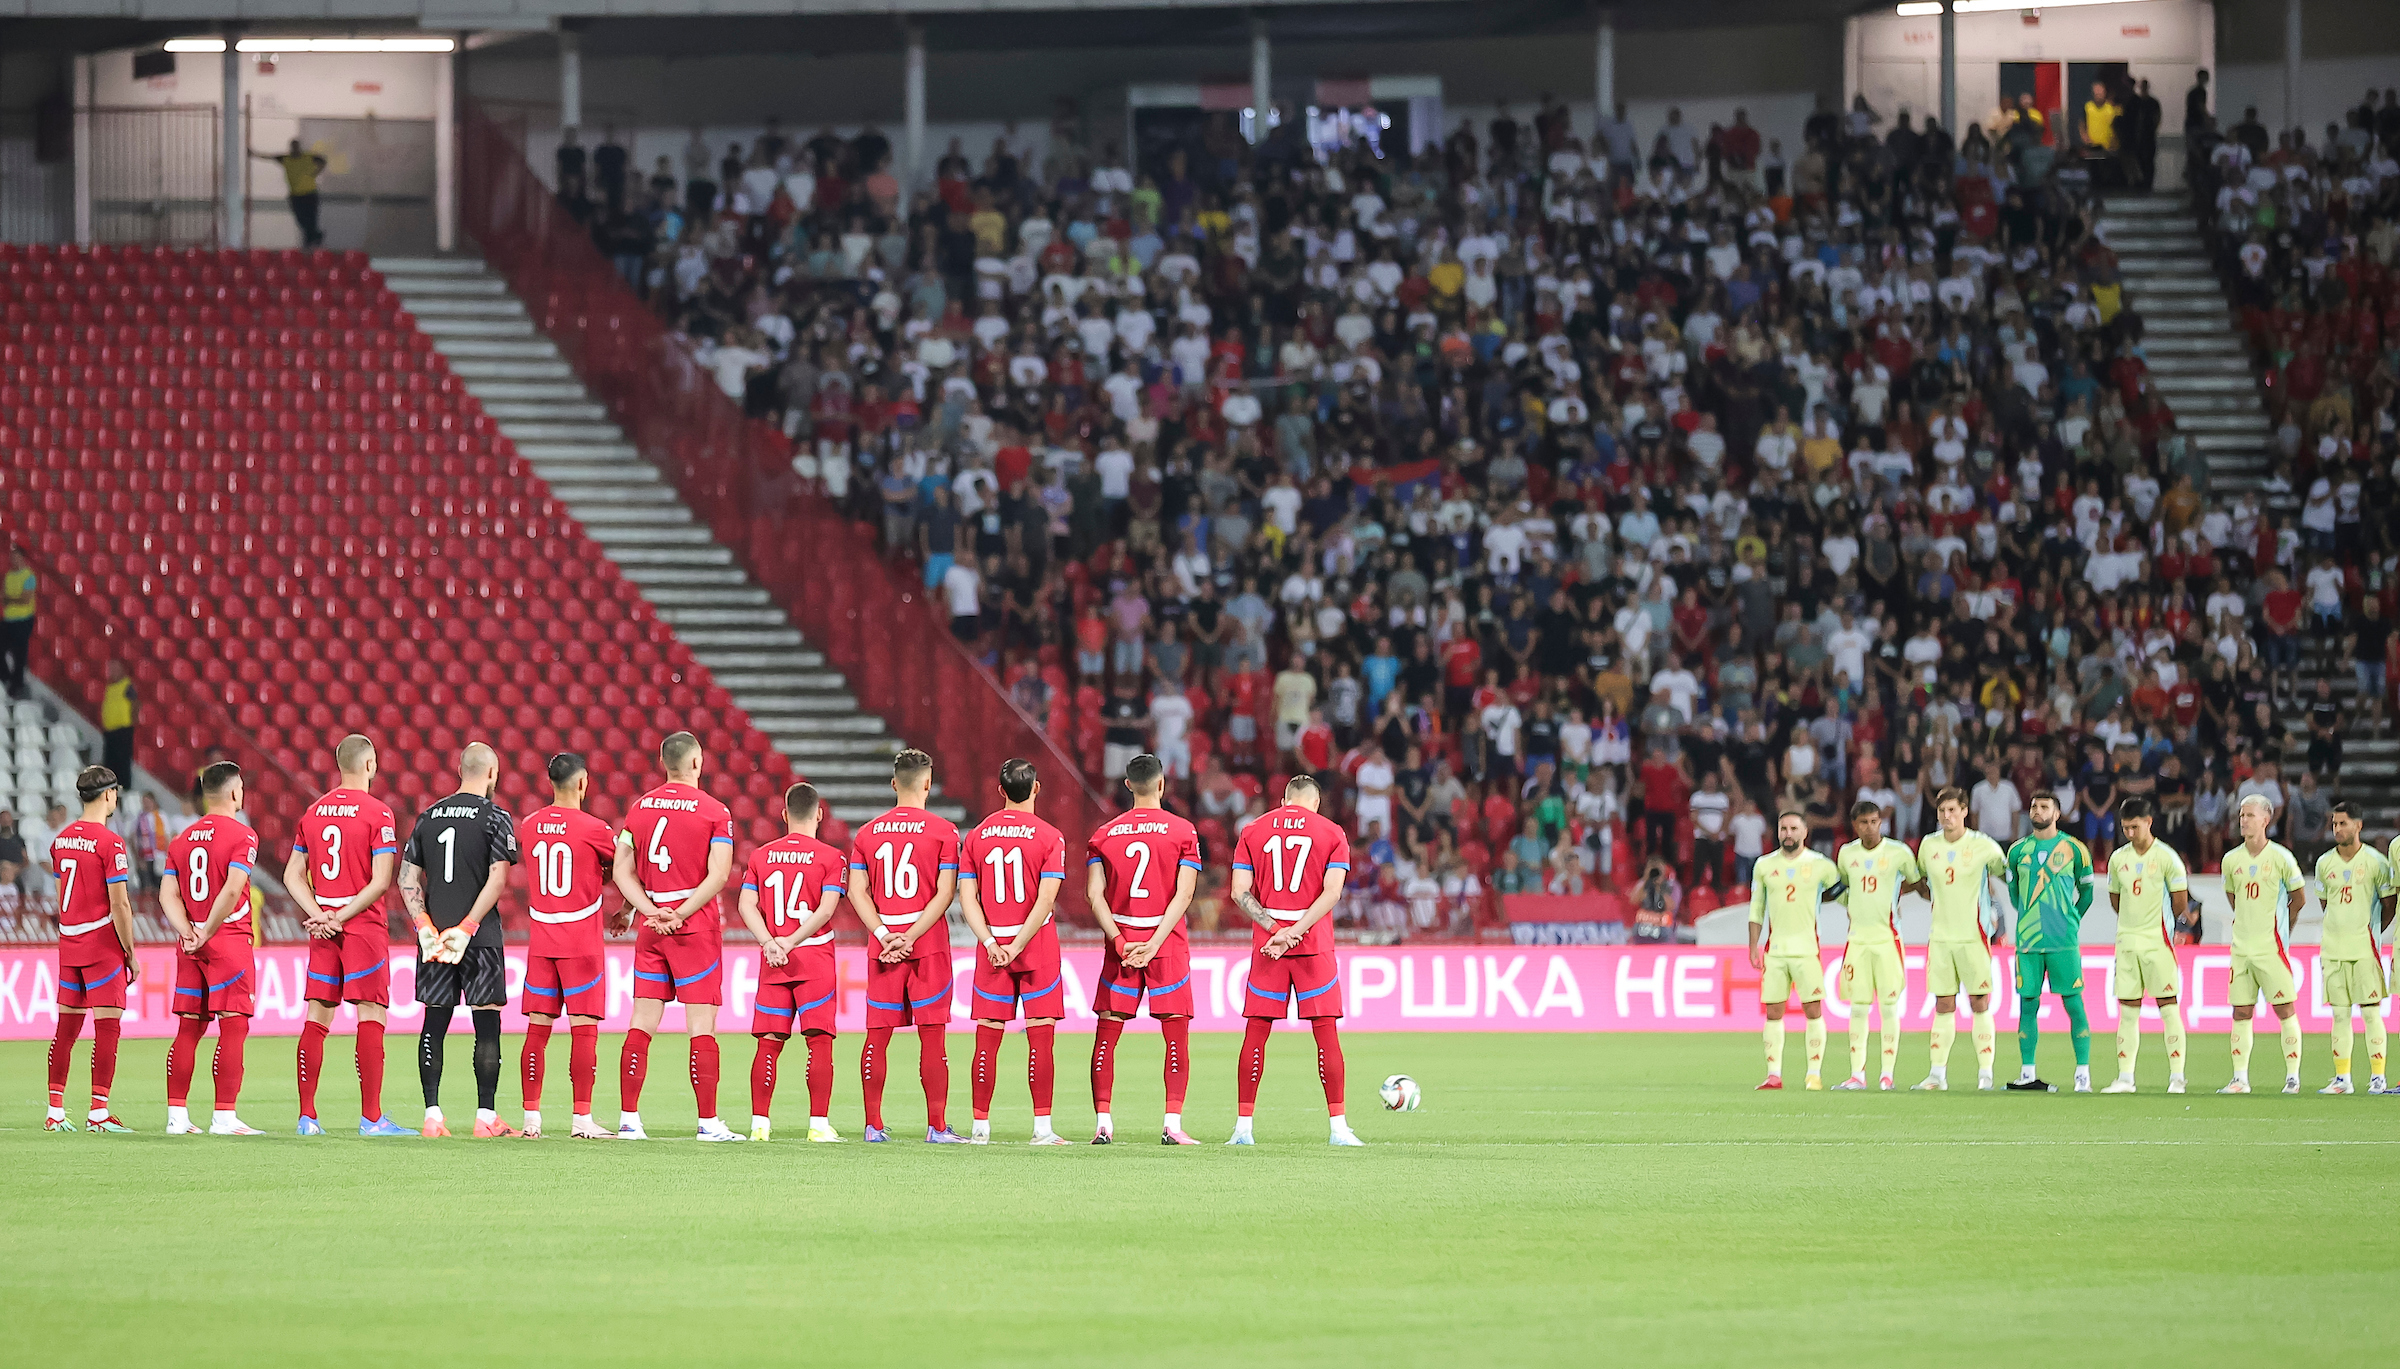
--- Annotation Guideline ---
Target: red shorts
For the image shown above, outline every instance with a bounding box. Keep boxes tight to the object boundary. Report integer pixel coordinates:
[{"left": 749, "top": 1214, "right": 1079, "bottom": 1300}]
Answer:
[
  {"left": 1096, "top": 939, "right": 1194, "bottom": 1018},
  {"left": 633, "top": 929, "right": 722, "bottom": 1004},
  {"left": 970, "top": 939, "right": 1065, "bottom": 1021},
  {"left": 1243, "top": 950, "right": 1343, "bottom": 1020},
  {"left": 58, "top": 944, "right": 129, "bottom": 1011},
  {"left": 174, "top": 934, "right": 255, "bottom": 1017},
  {"left": 866, "top": 952, "right": 953, "bottom": 1027},
  {"left": 522, "top": 952, "right": 607, "bottom": 1019},
  {"left": 752, "top": 963, "right": 838, "bottom": 1037},
  {"left": 305, "top": 923, "right": 389, "bottom": 1005}
]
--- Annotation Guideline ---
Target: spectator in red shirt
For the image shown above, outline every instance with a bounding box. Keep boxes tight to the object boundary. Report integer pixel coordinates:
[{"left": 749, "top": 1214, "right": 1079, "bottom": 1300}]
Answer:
[{"left": 2261, "top": 569, "right": 2303, "bottom": 700}]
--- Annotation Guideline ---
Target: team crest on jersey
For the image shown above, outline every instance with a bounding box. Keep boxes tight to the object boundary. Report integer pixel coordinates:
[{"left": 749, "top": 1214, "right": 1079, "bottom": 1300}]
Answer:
[{"left": 2046, "top": 847, "right": 2074, "bottom": 873}]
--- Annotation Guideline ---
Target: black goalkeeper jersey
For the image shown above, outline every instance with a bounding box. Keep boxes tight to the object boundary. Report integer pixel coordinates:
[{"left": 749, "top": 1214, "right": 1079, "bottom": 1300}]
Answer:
[{"left": 402, "top": 792, "right": 519, "bottom": 947}]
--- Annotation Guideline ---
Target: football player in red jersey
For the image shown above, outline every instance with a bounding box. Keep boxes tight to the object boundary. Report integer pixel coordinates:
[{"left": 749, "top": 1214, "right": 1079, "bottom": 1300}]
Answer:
[
  {"left": 956, "top": 758, "right": 1070, "bottom": 1145},
  {"left": 514, "top": 752, "right": 622, "bottom": 1140},
  {"left": 611, "top": 731, "right": 742, "bottom": 1141},
  {"left": 44, "top": 766, "right": 136, "bottom": 1132},
  {"left": 1226, "top": 774, "right": 1362, "bottom": 1146},
  {"left": 846, "top": 748, "right": 965, "bottom": 1143},
  {"left": 283, "top": 735, "right": 410, "bottom": 1136},
  {"left": 1085, "top": 752, "right": 1205, "bottom": 1145},
  {"left": 734, "top": 781, "right": 849, "bottom": 1143},
  {"left": 159, "top": 761, "right": 264, "bottom": 1135}
]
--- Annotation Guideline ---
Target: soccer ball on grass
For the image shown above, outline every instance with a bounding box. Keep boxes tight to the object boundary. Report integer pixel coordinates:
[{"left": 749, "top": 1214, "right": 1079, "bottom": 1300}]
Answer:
[{"left": 1378, "top": 1074, "right": 1422, "bottom": 1111}]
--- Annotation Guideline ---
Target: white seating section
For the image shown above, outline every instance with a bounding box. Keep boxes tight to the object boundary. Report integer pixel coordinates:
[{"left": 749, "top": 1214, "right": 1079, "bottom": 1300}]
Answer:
[{"left": 0, "top": 700, "right": 88, "bottom": 819}]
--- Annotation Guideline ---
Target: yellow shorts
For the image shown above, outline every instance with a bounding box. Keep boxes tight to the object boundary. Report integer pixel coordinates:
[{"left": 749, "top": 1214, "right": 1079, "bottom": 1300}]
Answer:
[
  {"left": 1839, "top": 941, "right": 1904, "bottom": 1004},
  {"left": 2112, "top": 941, "right": 2183, "bottom": 1002},
  {"left": 1925, "top": 940, "right": 1994, "bottom": 998},
  {"left": 2320, "top": 956, "right": 2387, "bottom": 1007},
  {"left": 1762, "top": 954, "right": 1825, "bottom": 1007},
  {"left": 2230, "top": 950, "right": 2297, "bottom": 1008}
]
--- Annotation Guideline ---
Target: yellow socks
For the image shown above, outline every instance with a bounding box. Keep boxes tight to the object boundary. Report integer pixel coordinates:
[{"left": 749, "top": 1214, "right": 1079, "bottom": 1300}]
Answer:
[
  {"left": 1848, "top": 1011, "right": 1872, "bottom": 1080},
  {"left": 1804, "top": 1017, "right": 1827, "bottom": 1080},
  {"left": 1879, "top": 994, "right": 1902, "bottom": 1080},
  {"left": 2116, "top": 1010, "right": 2140, "bottom": 1078},
  {"left": 1928, "top": 1014, "right": 1956, "bottom": 1075},
  {"left": 2368, "top": 1006, "right": 2388, "bottom": 1079},
  {"left": 2162, "top": 1003, "right": 2186, "bottom": 1079},
  {"left": 2279, "top": 1015, "right": 2302, "bottom": 1081},
  {"left": 1971, "top": 1008, "right": 1996, "bottom": 1076},
  {"left": 1764, "top": 1018, "right": 1786, "bottom": 1078},
  {"left": 2331, "top": 1011, "right": 2354, "bottom": 1078},
  {"left": 2230, "top": 1017, "right": 2253, "bottom": 1080}
]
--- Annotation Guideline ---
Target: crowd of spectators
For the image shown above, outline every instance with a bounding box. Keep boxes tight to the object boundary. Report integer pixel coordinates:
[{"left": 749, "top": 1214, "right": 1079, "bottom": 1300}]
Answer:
[{"left": 547, "top": 78, "right": 2400, "bottom": 941}]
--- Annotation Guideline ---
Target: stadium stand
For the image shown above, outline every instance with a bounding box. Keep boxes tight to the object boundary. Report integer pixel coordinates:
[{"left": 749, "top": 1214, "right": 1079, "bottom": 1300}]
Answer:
[
  {"left": 0, "top": 241, "right": 808, "bottom": 889},
  {"left": 490, "top": 84, "right": 2398, "bottom": 945}
]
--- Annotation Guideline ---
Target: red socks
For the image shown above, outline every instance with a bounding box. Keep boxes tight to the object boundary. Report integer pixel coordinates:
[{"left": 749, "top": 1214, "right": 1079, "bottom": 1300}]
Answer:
[
  {"left": 689, "top": 1035, "right": 720, "bottom": 1119},
  {"left": 1161, "top": 1017, "right": 1190, "bottom": 1112},
  {"left": 47, "top": 1010, "right": 84, "bottom": 1109},
  {"left": 569, "top": 1024, "right": 598, "bottom": 1112},
  {"left": 521, "top": 1021, "right": 553, "bottom": 1111},
  {"left": 91, "top": 1017, "right": 119, "bottom": 1114},
  {"left": 1090, "top": 1017, "right": 1125, "bottom": 1111},
  {"left": 355, "top": 1020, "right": 385, "bottom": 1122},
  {"left": 805, "top": 1032, "right": 834, "bottom": 1117},
  {"left": 861, "top": 1026, "right": 891, "bottom": 1130},
  {"left": 620, "top": 1027, "right": 651, "bottom": 1112},
  {"left": 1027, "top": 1024, "right": 1056, "bottom": 1117},
  {"left": 918, "top": 1024, "right": 949, "bottom": 1132},
  {"left": 1236, "top": 1017, "right": 1272, "bottom": 1117},
  {"left": 750, "top": 1036, "right": 785, "bottom": 1119},
  {"left": 1312, "top": 1017, "right": 1345, "bottom": 1114},
  {"left": 971, "top": 1024, "right": 1004, "bottom": 1120},
  {"left": 212, "top": 1016, "right": 249, "bottom": 1111},
  {"left": 168, "top": 1015, "right": 208, "bottom": 1108},
  {"left": 296, "top": 1019, "right": 328, "bottom": 1118}
]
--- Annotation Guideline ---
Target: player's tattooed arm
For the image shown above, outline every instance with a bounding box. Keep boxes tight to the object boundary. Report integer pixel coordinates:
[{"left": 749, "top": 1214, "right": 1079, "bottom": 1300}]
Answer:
[{"left": 399, "top": 862, "right": 428, "bottom": 923}]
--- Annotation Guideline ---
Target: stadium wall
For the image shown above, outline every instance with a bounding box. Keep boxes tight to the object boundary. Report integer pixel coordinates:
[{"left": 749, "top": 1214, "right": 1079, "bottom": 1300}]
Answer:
[
  {"left": 0, "top": 944, "right": 2371, "bottom": 1038},
  {"left": 464, "top": 20, "right": 1839, "bottom": 188}
]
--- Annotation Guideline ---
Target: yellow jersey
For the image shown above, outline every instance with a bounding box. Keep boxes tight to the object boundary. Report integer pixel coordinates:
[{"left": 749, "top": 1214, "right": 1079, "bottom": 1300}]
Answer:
[
  {"left": 2318, "top": 844, "right": 2392, "bottom": 962},
  {"left": 2, "top": 566, "right": 34, "bottom": 621},
  {"left": 1916, "top": 828, "right": 2010, "bottom": 944},
  {"left": 1835, "top": 838, "right": 1919, "bottom": 949},
  {"left": 100, "top": 678, "right": 134, "bottom": 731},
  {"left": 1748, "top": 848, "right": 1843, "bottom": 959},
  {"left": 2106, "top": 839, "right": 2187, "bottom": 948},
  {"left": 2224, "top": 841, "right": 2305, "bottom": 958}
]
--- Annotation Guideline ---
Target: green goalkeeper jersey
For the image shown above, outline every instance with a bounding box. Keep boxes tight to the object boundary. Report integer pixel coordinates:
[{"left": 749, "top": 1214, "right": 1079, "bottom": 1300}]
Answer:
[{"left": 2006, "top": 830, "right": 2094, "bottom": 952}]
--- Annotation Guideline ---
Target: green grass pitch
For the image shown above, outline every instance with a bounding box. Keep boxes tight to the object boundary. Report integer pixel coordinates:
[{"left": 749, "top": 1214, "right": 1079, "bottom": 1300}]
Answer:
[{"left": 6, "top": 1027, "right": 2396, "bottom": 1366}]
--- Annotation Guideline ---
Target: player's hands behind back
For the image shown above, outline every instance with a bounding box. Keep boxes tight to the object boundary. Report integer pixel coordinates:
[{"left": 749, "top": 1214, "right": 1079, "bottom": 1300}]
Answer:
[{"left": 436, "top": 925, "right": 472, "bottom": 964}]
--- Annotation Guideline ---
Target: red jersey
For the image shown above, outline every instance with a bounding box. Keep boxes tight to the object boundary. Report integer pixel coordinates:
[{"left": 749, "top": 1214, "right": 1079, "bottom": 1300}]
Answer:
[
  {"left": 52, "top": 818, "right": 132, "bottom": 949},
  {"left": 1228, "top": 804, "right": 1352, "bottom": 957},
  {"left": 292, "top": 787, "right": 397, "bottom": 921},
  {"left": 958, "top": 810, "right": 1067, "bottom": 947},
  {"left": 165, "top": 814, "right": 260, "bottom": 932},
  {"left": 1085, "top": 808, "right": 1203, "bottom": 945},
  {"left": 619, "top": 781, "right": 735, "bottom": 936},
  {"left": 741, "top": 833, "right": 848, "bottom": 983},
  {"left": 519, "top": 804, "right": 619, "bottom": 958},
  {"left": 848, "top": 805, "right": 960, "bottom": 960}
]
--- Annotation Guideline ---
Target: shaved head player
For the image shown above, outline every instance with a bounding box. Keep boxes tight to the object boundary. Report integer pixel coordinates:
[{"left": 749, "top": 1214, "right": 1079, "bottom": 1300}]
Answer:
[{"left": 399, "top": 742, "right": 519, "bottom": 1138}]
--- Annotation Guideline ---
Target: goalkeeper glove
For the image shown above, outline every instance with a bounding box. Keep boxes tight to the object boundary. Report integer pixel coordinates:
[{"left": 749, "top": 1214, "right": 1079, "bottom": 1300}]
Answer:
[
  {"left": 437, "top": 925, "right": 473, "bottom": 964},
  {"left": 414, "top": 919, "right": 441, "bottom": 963}
]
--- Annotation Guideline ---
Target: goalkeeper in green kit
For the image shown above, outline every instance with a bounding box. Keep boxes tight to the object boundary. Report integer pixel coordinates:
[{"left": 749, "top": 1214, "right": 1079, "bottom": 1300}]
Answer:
[{"left": 2005, "top": 791, "right": 2095, "bottom": 1093}]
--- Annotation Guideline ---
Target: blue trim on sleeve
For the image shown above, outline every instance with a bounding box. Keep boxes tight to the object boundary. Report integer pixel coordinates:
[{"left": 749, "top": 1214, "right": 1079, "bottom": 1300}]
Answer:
[
  {"left": 370, "top": 845, "right": 397, "bottom": 856},
  {"left": 850, "top": 862, "right": 868, "bottom": 870},
  {"left": 1326, "top": 862, "right": 1350, "bottom": 870},
  {"left": 226, "top": 860, "right": 251, "bottom": 873},
  {"left": 1231, "top": 862, "right": 1253, "bottom": 871},
  {"left": 1180, "top": 859, "right": 1205, "bottom": 870},
  {"left": 1087, "top": 856, "right": 1106, "bottom": 865},
  {"left": 104, "top": 875, "right": 129, "bottom": 885},
  {"left": 938, "top": 863, "right": 957, "bottom": 871},
  {"left": 740, "top": 881, "right": 757, "bottom": 892},
  {"left": 1040, "top": 871, "right": 1064, "bottom": 880},
  {"left": 956, "top": 870, "right": 978, "bottom": 880},
  {"left": 711, "top": 836, "right": 735, "bottom": 845}
]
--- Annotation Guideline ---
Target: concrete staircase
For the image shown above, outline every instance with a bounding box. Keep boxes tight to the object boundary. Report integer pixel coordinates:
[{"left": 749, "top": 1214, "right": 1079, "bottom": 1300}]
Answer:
[
  {"left": 2099, "top": 193, "right": 2281, "bottom": 506},
  {"left": 2103, "top": 195, "right": 2396, "bottom": 833},
  {"left": 371, "top": 256, "right": 962, "bottom": 824}
]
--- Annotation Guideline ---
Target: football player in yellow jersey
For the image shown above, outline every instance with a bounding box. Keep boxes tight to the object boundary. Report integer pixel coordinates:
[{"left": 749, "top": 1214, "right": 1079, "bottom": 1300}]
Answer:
[
  {"left": 1832, "top": 801, "right": 1925, "bottom": 1090},
  {"left": 1910, "top": 787, "right": 2014, "bottom": 1091},
  {"left": 2219, "top": 794, "right": 2308, "bottom": 1094},
  {"left": 2317, "top": 801, "right": 2391, "bottom": 1094},
  {"left": 2100, "top": 797, "right": 2190, "bottom": 1095},
  {"left": 1746, "top": 812, "right": 1845, "bottom": 1091}
]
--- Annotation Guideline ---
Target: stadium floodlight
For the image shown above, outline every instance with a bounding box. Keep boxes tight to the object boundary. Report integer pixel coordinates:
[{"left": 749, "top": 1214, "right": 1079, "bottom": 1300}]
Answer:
[
  {"left": 162, "top": 37, "right": 457, "bottom": 52},
  {"left": 1895, "top": 0, "right": 2149, "bottom": 12}
]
